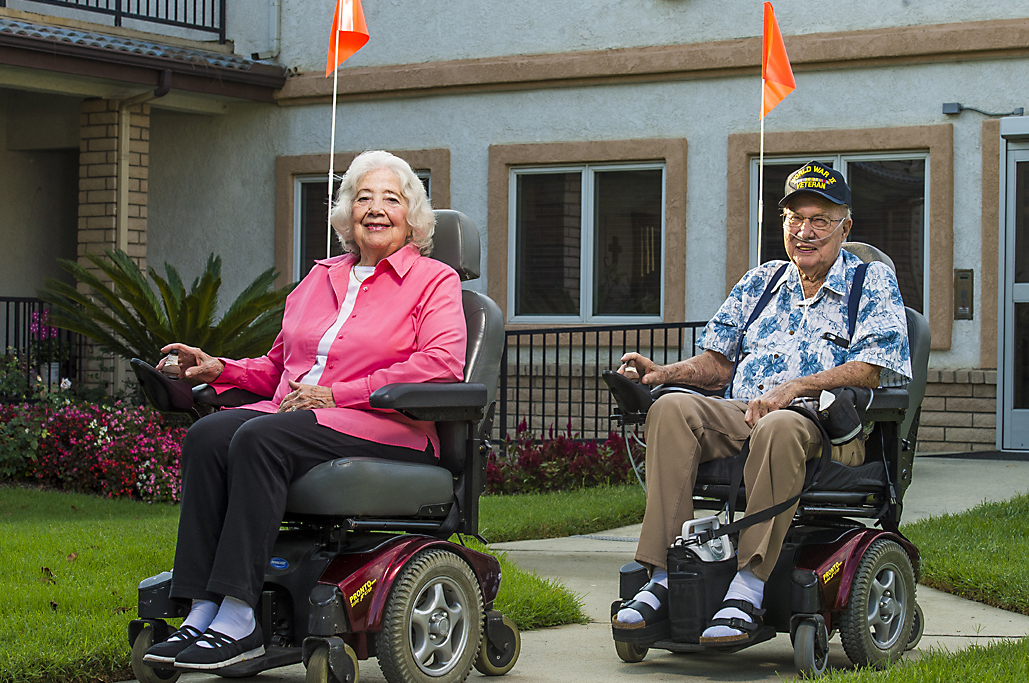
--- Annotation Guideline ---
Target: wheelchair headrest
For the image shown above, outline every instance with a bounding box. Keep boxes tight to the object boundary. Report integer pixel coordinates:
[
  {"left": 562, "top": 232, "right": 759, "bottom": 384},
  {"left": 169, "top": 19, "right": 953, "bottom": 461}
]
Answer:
[
  {"left": 842, "top": 242, "right": 896, "bottom": 273},
  {"left": 431, "top": 210, "right": 480, "bottom": 281}
]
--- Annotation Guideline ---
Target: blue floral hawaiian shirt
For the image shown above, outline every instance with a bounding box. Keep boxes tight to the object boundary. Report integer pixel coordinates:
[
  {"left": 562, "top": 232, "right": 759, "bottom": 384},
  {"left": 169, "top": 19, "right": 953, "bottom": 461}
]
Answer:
[{"left": 700, "top": 250, "right": 912, "bottom": 401}]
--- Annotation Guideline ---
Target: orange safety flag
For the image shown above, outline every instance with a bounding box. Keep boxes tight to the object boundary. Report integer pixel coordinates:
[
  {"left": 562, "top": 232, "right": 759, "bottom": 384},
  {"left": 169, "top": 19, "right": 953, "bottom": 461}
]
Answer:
[
  {"left": 325, "top": 0, "right": 369, "bottom": 77},
  {"left": 761, "top": 2, "right": 795, "bottom": 117}
]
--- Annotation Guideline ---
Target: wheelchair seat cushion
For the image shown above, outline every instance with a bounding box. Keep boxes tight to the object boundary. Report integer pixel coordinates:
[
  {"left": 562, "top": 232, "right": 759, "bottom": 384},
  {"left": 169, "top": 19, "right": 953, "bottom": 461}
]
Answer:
[
  {"left": 694, "top": 455, "right": 887, "bottom": 493},
  {"left": 284, "top": 457, "right": 454, "bottom": 517}
]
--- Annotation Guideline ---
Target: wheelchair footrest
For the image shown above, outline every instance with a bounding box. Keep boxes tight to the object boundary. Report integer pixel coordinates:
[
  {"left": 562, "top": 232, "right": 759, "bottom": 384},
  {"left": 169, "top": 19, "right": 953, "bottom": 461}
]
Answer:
[{"left": 198, "top": 646, "right": 302, "bottom": 678}]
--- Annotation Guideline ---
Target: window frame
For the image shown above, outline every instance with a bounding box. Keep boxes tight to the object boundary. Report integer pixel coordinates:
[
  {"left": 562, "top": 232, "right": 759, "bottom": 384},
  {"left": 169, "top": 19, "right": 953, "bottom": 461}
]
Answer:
[
  {"left": 506, "top": 161, "right": 667, "bottom": 325},
  {"left": 748, "top": 150, "right": 931, "bottom": 314},
  {"left": 725, "top": 125, "right": 953, "bottom": 351},
  {"left": 274, "top": 150, "right": 450, "bottom": 288},
  {"left": 292, "top": 170, "right": 431, "bottom": 282}
]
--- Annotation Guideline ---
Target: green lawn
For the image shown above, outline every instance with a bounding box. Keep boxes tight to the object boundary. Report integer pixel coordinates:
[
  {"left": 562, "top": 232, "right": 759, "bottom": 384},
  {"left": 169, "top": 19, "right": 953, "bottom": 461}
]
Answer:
[
  {"left": 7, "top": 482, "right": 1028, "bottom": 683},
  {"left": 479, "top": 483, "right": 645, "bottom": 542},
  {"left": 901, "top": 493, "right": 1029, "bottom": 616},
  {"left": 811, "top": 638, "right": 1029, "bottom": 682},
  {"left": 0, "top": 484, "right": 609, "bottom": 683}
]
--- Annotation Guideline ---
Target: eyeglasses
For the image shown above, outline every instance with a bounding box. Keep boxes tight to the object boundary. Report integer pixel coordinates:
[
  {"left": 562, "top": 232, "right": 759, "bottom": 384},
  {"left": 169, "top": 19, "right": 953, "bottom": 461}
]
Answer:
[{"left": 782, "top": 210, "right": 847, "bottom": 234}]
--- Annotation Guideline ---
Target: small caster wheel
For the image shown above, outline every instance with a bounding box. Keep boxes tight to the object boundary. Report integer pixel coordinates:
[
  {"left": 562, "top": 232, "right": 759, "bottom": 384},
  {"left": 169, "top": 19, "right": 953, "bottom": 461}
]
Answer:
[
  {"left": 474, "top": 614, "right": 521, "bottom": 675},
  {"left": 906, "top": 601, "right": 924, "bottom": 651},
  {"left": 793, "top": 618, "right": 829, "bottom": 677},
  {"left": 614, "top": 640, "right": 648, "bottom": 663},
  {"left": 306, "top": 642, "right": 359, "bottom": 683},
  {"left": 130, "top": 622, "right": 182, "bottom": 683}
]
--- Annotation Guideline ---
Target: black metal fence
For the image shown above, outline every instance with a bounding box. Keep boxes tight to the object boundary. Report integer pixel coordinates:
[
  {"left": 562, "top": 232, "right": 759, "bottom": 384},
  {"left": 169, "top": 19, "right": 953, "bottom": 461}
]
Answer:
[
  {"left": 1, "top": 297, "right": 87, "bottom": 399},
  {"left": 498, "top": 321, "right": 708, "bottom": 442},
  {"left": 7, "top": 0, "right": 226, "bottom": 42}
]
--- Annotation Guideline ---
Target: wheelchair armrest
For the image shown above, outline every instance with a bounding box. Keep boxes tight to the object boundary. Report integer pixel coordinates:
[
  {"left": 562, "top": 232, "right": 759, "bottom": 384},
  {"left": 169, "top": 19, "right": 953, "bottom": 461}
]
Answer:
[
  {"left": 370, "top": 382, "right": 487, "bottom": 422},
  {"left": 192, "top": 385, "right": 269, "bottom": 408},
  {"left": 130, "top": 358, "right": 197, "bottom": 413},
  {"left": 865, "top": 387, "right": 909, "bottom": 422}
]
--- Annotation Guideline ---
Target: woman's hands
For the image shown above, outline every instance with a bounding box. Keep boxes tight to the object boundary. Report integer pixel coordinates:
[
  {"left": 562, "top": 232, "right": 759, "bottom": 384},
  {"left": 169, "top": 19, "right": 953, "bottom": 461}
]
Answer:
[
  {"left": 158, "top": 343, "right": 225, "bottom": 385},
  {"left": 278, "top": 380, "right": 335, "bottom": 413}
]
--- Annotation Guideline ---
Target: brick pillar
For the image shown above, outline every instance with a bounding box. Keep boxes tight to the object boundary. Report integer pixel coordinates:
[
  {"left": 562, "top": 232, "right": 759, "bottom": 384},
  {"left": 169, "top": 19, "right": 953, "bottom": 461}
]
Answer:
[
  {"left": 77, "top": 98, "right": 150, "bottom": 392},
  {"left": 78, "top": 99, "right": 149, "bottom": 275}
]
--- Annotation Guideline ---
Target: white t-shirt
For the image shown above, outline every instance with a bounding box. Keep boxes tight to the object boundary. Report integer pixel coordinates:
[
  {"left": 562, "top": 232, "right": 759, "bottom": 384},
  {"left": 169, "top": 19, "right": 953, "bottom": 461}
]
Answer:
[{"left": 301, "top": 265, "right": 374, "bottom": 385}]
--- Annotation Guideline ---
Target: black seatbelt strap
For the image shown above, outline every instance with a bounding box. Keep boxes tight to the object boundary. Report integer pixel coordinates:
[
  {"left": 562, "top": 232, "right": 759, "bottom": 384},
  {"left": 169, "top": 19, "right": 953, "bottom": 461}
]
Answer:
[
  {"left": 727, "top": 263, "right": 789, "bottom": 399},
  {"left": 695, "top": 404, "right": 834, "bottom": 547}
]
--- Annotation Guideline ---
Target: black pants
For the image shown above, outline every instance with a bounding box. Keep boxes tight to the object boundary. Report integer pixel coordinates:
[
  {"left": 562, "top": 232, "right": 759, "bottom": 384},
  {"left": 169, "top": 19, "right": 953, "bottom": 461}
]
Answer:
[{"left": 169, "top": 409, "right": 435, "bottom": 607}]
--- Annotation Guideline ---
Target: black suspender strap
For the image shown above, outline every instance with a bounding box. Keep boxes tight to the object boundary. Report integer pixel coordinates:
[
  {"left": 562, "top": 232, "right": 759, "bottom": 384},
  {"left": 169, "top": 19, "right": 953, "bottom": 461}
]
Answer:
[
  {"left": 726, "top": 263, "right": 789, "bottom": 399},
  {"left": 847, "top": 262, "right": 869, "bottom": 341}
]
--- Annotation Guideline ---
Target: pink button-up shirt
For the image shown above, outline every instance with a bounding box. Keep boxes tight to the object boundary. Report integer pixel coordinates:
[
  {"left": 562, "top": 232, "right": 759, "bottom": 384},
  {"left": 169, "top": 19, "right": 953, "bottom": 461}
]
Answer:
[{"left": 213, "top": 244, "right": 466, "bottom": 455}]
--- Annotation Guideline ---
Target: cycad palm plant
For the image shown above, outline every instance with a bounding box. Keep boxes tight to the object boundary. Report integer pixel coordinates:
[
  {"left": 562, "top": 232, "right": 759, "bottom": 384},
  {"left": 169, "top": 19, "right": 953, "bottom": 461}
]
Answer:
[{"left": 38, "top": 249, "right": 292, "bottom": 364}]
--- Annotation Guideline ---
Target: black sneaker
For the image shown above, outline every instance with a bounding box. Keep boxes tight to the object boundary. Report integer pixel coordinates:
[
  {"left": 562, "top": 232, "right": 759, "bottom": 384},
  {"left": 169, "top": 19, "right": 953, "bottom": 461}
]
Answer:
[
  {"left": 143, "top": 624, "right": 205, "bottom": 665},
  {"left": 174, "top": 625, "right": 265, "bottom": 670}
]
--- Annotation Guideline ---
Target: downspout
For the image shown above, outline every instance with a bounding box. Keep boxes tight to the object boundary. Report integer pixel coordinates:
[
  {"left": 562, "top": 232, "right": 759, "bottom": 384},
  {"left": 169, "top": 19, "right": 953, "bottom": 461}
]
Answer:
[{"left": 253, "top": 0, "right": 281, "bottom": 60}]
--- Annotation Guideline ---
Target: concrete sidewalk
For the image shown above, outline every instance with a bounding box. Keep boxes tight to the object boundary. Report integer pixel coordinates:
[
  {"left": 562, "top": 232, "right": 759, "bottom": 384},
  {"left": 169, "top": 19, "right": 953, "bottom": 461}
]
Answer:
[{"left": 164, "top": 456, "right": 1029, "bottom": 682}]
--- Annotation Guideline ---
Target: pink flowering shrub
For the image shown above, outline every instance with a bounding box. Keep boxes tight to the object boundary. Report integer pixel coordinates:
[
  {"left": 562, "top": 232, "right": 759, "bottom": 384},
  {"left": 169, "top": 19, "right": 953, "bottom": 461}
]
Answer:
[
  {"left": 0, "top": 399, "right": 186, "bottom": 503},
  {"left": 486, "top": 420, "right": 644, "bottom": 495}
]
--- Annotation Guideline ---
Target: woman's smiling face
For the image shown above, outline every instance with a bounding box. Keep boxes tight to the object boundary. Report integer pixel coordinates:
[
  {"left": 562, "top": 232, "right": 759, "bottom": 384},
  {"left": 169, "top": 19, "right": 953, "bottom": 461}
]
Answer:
[{"left": 351, "top": 167, "right": 411, "bottom": 266}]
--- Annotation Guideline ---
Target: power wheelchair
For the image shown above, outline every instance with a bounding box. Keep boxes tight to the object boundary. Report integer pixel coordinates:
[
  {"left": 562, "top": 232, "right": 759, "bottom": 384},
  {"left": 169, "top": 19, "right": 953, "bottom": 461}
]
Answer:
[
  {"left": 607, "top": 243, "right": 931, "bottom": 676},
  {"left": 126, "top": 210, "right": 521, "bottom": 683}
]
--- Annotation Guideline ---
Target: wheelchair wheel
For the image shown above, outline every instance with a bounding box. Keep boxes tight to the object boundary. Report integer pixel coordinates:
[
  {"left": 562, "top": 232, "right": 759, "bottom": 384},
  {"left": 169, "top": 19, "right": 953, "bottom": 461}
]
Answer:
[
  {"left": 793, "top": 618, "right": 829, "bottom": 677},
  {"left": 906, "top": 601, "right": 924, "bottom": 651},
  {"left": 473, "top": 614, "right": 520, "bottom": 675},
  {"left": 614, "top": 640, "right": 648, "bottom": 663},
  {"left": 839, "top": 539, "right": 915, "bottom": 668},
  {"left": 306, "top": 642, "right": 359, "bottom": 683},
  {"left": 130, "top": 622, "right": 182, "bottom": 683},
  {"left": 376, "top": 548, "right": 483, "bottom": 683}
]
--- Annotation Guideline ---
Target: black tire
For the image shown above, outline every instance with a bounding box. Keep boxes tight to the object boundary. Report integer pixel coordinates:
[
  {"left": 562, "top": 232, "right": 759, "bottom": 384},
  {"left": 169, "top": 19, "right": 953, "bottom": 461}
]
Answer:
[
  {"left": 614, "top": 640, "right": 648, "bottom": 663},
  {"left": 473, "top": 615, "right": 520, "bottom": 676},
  {"left": 130, "top": 624, "right": 182, "bottom": 683},
  {"left": 793, "top": 619, "right": 829, "bottom": 677},
  {"left": 839, "top": 539, "right": 916, "bottom": 668},
  {"left": 305, "top": 642, "right": 359, "bottom": 683},
  {"left": 376, "top": 549, "right": 483, "bottom": 683},
  {"left": 906, "top": 601, "right": 924, "bottom": 651}
]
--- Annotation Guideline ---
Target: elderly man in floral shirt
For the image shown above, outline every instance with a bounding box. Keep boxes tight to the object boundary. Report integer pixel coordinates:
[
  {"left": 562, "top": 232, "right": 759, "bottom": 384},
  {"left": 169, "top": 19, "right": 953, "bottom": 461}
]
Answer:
[{"left": 611, "top": 161, "right": 911, "bottom": 646}]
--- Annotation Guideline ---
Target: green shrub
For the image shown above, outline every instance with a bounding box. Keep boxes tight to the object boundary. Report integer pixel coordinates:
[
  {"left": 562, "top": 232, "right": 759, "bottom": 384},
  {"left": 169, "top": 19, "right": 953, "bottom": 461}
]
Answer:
[
  {"left": 487, "top": 420, "right": 644, "bottom": 494},
  {"left": 38, "top": 249, "right": 293, "bottom": 365},
  {"left": 0, "top": 398, "right": 186, "bottom": 503}
]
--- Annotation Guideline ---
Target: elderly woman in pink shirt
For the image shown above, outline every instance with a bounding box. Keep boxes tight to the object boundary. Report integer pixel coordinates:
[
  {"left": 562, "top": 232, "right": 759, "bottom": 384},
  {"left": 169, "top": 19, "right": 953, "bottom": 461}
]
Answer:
[{"left": 143, "top": 151, "right": 466, "bottom": 671}]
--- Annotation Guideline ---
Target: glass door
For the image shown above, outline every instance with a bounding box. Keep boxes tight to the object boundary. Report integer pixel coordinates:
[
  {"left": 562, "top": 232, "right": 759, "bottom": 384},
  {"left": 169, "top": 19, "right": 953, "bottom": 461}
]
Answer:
[{"left": 1002, "top": 149, "right": 1029, "bottom": 449}]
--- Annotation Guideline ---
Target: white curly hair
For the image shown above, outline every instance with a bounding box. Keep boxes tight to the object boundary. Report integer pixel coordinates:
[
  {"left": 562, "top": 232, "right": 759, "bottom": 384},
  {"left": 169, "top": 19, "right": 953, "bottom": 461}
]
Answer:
[{"left": 329, "top": 150, "right": 435, "bottom": 256}]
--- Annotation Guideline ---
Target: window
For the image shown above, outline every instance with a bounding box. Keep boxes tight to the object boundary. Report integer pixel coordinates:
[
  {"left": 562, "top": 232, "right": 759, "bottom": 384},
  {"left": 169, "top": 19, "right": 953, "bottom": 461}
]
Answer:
[
  {"left": 750, "top": 152, "right": 929, "bottom": 313},
  {"left": 293, "top": 171, "right": 430, "bottom": 281},
  {"left": 508, "top": 163, "right": 665, "bottom": 323}
]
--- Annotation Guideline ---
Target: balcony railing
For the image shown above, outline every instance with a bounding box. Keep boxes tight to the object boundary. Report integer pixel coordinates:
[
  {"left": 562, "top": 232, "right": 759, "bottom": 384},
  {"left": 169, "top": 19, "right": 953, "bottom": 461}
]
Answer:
[
  {"left": 499, "top": 321, "right": 708, "bottom": 442},
  {"left": 5, "top": 0, "right": 226, "bottom": 42},
  {"left": 1, "top": 297, "right": 87, "bottom": 400}
]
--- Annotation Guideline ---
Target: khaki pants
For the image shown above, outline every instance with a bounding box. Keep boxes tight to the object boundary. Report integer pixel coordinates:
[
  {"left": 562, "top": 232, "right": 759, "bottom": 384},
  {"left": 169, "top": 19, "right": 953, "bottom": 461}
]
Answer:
[{"left": 635, "top": 393, "right": 864, "bottom": 581}]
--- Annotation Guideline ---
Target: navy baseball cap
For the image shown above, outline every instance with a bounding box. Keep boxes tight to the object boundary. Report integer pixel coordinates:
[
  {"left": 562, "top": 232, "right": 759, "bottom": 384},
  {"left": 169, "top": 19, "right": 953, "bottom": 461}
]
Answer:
[{"left": 778, "top": 161, "right": 851, "bottom": 208}]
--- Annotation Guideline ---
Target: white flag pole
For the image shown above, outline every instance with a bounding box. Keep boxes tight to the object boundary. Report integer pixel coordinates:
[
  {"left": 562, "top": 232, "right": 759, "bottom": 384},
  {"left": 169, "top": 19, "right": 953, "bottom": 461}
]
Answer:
[
  {"left": 326, "top": 2, "right": 343, "bottom": 259},
  {"left": 758, "top": 76, "right": 766, "bottom": 263}
]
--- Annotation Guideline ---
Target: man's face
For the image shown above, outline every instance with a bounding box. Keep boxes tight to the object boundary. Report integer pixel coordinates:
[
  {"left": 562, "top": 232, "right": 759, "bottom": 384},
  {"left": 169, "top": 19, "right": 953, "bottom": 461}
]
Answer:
[{"left": 782, "top": 194, "right": 851, "bottom": 282}]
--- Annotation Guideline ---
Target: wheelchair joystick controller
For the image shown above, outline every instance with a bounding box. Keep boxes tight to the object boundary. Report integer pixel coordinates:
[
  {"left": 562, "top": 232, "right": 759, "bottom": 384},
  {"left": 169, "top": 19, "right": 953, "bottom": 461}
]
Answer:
[{"left": 161, "top": 350, "right": 180, "bottom": 379}]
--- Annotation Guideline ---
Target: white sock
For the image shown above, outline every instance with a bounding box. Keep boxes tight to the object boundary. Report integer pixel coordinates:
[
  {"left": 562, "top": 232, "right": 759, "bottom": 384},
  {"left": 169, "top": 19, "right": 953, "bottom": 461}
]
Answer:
[
  {"left": 176, "top": 599, "right": 217, "bottom": 638},
  {"left": 616, "top": 568, "right": 668, "bottom": 625},
  {"left": 198, "top": 596, "right": 256, "bottom": 647},
  {"left": 703, "top": 568, "right": 765, "bottom": 639}
]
